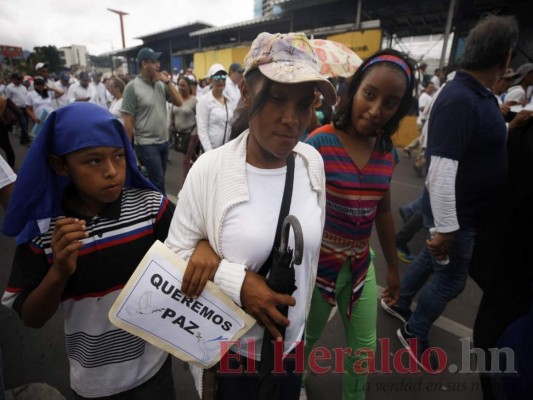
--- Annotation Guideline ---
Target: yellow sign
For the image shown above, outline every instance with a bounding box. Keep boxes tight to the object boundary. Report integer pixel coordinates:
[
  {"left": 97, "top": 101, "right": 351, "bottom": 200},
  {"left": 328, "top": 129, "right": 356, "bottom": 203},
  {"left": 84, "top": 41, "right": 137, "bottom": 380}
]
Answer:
[{"left": 327, "top": 29, "right": 382, "bottom": 59}]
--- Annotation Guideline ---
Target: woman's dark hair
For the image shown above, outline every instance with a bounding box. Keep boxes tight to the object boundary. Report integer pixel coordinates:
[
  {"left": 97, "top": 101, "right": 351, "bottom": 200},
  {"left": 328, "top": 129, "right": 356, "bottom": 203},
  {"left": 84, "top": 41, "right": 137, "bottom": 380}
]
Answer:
[
  {"left": 180, "top": 76, "right": 196, "bottom": 95},
  {"left": 34, "top": 78, "right": 49, "bottom": 99},
  {"left": 332, "top": 48, "right": 416, "bottom": 153},
  {"left": 230, "top": 69, "right": 273, "bottom": 140}
]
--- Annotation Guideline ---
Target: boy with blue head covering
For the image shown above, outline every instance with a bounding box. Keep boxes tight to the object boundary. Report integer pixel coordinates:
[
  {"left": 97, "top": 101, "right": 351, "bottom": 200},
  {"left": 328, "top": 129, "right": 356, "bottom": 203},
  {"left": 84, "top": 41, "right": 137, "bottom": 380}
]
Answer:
[{"left": 2, "top": 103, "right": 176, "bottom": 399}]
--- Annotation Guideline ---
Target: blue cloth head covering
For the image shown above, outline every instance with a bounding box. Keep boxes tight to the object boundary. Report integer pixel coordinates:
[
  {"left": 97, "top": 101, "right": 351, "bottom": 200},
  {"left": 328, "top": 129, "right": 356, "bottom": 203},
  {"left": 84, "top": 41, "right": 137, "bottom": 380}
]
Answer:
[{"left": 2, "top": 102, "right": 158, "bottom": 244}]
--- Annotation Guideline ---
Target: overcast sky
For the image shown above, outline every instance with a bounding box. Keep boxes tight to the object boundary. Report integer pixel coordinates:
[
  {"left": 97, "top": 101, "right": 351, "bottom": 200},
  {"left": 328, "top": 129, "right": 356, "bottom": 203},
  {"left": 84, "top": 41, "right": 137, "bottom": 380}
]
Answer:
[{"left": 0, "top": 0, "right": 255, "bottom": 55}]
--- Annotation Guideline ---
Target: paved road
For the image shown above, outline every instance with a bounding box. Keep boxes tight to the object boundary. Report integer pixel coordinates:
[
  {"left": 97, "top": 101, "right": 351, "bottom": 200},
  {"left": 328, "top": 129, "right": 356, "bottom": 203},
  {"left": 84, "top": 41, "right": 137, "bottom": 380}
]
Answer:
[{"left": 0, "top": 134, "right": 484, "bottom": 399}]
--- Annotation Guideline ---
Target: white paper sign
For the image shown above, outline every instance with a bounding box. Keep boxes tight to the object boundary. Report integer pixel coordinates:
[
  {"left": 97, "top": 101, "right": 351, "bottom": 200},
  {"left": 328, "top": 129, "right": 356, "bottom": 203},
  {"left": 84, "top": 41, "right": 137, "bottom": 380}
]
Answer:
[{"left": 109, "top": 241, "right": 255, "bottom": 368}]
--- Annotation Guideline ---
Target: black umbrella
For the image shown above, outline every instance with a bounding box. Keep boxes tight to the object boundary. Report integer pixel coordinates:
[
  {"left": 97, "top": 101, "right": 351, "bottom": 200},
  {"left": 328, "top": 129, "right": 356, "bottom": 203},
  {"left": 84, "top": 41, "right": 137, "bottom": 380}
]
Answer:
[{"left": 258, "top": 215, "right": 304, "bottom": 400}]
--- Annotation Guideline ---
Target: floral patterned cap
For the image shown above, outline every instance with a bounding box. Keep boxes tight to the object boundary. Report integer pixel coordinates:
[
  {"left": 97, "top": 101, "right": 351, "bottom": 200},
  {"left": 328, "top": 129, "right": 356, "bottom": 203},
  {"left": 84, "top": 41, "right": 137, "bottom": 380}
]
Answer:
[{"left": 244, "top": 32, "right": 337, "bottom": 105}]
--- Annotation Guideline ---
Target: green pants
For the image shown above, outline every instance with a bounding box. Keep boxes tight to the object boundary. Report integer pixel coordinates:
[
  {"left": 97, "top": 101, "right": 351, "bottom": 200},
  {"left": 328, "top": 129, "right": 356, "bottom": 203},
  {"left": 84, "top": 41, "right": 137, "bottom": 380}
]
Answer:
[{"left": 304, "top": 257, "right": 377, "bottom": 400}]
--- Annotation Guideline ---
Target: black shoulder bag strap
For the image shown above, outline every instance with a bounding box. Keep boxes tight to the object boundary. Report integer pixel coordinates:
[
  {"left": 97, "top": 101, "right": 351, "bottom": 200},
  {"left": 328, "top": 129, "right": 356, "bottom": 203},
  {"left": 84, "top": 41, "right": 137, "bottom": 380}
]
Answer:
[{"left": 258, "top": 153, "right": 295, "bottom": 277}]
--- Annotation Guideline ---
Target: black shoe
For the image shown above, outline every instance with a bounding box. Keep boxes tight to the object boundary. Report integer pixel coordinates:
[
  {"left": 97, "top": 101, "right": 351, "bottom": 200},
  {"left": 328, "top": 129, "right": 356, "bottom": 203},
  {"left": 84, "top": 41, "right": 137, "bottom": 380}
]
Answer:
[
  {"left": 396, "top": 243, "right": 416, "bottom": 263},
  {"left": 380, "top": 299, "right": 412, "bottom": 324},
  {"left": 396, "top": 323, "right": 440, "bottom": 372}
]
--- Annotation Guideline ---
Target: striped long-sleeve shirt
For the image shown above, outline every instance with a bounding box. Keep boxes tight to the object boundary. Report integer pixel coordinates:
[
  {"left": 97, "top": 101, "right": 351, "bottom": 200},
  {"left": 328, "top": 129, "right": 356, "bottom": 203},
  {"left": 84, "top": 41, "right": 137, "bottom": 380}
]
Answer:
[{"left": 306, "top": 125, "right": 397, "bottom": 317}]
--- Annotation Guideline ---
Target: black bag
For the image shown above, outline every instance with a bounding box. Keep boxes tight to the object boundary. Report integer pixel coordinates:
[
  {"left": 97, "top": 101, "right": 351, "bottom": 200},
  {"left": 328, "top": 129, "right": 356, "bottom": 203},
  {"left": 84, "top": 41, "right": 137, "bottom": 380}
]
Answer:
[{"left": 172, "top": 125, "right": 194, "bottom": 153}]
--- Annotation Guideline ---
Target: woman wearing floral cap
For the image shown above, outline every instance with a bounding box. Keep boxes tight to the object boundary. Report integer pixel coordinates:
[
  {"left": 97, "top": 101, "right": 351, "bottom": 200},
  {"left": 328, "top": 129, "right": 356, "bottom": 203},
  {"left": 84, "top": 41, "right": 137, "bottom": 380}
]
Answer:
[
  {"left": 304, "top": 49, "right": 416, "bottom": 399},
  {"left": 164, "top": 32, "right": 336, "bottom": 399}
]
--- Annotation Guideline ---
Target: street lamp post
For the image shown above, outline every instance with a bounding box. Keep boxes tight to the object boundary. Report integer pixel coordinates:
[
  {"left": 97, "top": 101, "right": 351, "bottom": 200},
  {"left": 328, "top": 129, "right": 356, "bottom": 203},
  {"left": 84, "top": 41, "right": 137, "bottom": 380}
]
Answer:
[{"left": 107, "top": 8, "right": 129, "bottom": 49}]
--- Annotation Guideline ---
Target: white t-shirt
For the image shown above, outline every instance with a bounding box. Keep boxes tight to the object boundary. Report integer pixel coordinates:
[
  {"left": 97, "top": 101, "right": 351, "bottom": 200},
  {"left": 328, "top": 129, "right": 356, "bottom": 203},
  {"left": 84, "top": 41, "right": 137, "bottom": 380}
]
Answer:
[
  {"left": 505, "top": 85, "right": 525, "bottom": 104},
  {"left": 221, "top": 156, "right": 323, "bottom": 360},
  {"left": 6, "top": 83, "right": 28, "bottom": 108},
  {"left": 53, "top": 82, "right": 70, "bottom": 109},
  {"left": 417, "top": 92, "right": 432, "bottom": 125},
  {"left": 25, "top": 90, "right": 55, "bottom": 120},
  {"left": 0, "top": 156, "right": 16, "bottom": 190},
  {"left": 67, "top": 83, "right": 100, "bottom": 104},
  {"left": 90, "top": 82, "right": 108, "bottom": 108},
  {"left": 108, "top": 98, "right": 124, "bottom": 125},
  {"left": 430, "top": 75, "right": 441, "bottom": 89}
]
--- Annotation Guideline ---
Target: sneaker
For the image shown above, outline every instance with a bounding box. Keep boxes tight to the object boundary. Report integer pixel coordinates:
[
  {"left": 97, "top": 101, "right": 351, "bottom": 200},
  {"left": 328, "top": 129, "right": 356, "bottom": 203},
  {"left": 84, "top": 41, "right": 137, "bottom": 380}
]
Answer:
[
  {"left": 396, "top": 244, "right": 416, "bottom": 263},
  {"left": 380, "top": 298, "right": 412, "bottom": 324},
  {"left": 396, "top": 323, "right": 440, "bottom": 372}
]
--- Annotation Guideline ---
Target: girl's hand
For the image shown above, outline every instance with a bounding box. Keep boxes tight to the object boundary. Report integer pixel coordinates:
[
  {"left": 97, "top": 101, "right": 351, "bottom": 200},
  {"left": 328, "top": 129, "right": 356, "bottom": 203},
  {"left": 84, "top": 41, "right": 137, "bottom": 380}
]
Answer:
[
  {"left": 181, "top": 240, "right": 220, "bottom": 298},
  {"left": 381, "top": 268, "right": 400, "bottom": 306},
  {"left": 50, "top": 218, "right": 87, "bottom": 277}
]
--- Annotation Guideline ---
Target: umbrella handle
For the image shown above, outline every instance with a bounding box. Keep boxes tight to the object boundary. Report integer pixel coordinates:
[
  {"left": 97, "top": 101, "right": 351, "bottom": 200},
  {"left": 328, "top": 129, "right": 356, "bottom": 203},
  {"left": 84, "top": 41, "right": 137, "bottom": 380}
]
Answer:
[{"left": 279, "top": 215, "right": 303, "bottom": 265}]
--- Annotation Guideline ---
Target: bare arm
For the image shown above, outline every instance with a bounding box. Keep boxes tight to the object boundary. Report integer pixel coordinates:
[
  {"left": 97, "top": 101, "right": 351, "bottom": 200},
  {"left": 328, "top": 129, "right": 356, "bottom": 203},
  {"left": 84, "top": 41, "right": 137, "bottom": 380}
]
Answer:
[
  {"left": 0, "top": 183, "right": 13, "bottom": 209},
  {"left": 21, "top": 218, "right": 87, "bottom": 327},
  {"left": 122, "top": 112, "right": 135, "bottom": 142},
  {"left": 156, "top": 71, "right": 183, "bottom": 107},
  {"left": 26, "top": 105, "right": 39, "bottom": 123},
  {"left": 375, "top": 189, "right": 400, "bottom": 305}
]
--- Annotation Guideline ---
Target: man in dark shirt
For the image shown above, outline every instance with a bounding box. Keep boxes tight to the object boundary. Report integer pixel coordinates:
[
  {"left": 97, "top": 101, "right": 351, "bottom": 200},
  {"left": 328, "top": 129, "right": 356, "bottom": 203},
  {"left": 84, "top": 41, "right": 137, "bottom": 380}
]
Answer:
[{"left": 380, "top": 15, "right": 529, "bottom": 377}]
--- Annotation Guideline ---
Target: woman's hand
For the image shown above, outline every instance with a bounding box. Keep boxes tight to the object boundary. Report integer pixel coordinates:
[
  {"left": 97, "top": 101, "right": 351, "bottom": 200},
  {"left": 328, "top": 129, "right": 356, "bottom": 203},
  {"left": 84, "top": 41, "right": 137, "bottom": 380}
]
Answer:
[
  {"left": 181, "top": 240, "right": 220, "bottom": 298},
  {"left": 381, "top": 267, "right": 400, "bottom": 306},
  {"left": 240, "top": 270, "right": 296, "bottom": 340},
  {"left": 50, "top": 218, "right": 87, "bottom": 277}
]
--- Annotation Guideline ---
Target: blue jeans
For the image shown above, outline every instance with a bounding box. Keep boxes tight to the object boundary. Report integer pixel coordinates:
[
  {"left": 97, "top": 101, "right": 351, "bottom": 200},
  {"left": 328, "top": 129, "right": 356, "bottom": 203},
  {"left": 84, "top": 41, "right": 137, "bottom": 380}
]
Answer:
[
  {"left": 135, "top": 142, "right": 168, "bottom": 194},
  {"left": 396, "top": 228, "right": 476, "bottom": 342},
  {"left": 400, "top": 192, "right": 423, "bottom": 221}
]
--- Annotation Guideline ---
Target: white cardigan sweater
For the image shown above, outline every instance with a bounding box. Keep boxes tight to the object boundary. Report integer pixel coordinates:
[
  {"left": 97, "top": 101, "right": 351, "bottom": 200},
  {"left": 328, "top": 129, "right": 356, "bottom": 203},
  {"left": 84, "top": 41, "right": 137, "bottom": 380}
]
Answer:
[{"left": 164, "top": 129, "right": 326, "bottom": 397}]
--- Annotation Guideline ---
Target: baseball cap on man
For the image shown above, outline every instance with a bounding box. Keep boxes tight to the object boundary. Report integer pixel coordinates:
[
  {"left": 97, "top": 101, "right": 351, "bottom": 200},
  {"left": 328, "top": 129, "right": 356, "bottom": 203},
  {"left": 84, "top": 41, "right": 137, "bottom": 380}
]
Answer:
[
  {"left": 513, "top": 63, "right": 533, "bottom": 85},
  {"left": 244, "top": 32, "right": 336, "bottom": 105},
  {"left": 35, "top": 62, "right": 48, "bottom": 71},
  {"left": 59, "top": 71, "right": 71, "bottom": 82},
  {"left": 207, "top": 63, "right": 227, "bottom": 78},
  {"left": 137, "top": 47, "right": 162, "bottom": 62}
]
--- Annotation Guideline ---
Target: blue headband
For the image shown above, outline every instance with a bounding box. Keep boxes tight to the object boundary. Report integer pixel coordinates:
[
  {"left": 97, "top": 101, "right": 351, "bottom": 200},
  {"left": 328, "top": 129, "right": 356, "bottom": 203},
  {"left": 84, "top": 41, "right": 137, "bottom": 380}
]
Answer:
[
  {"left": 362, "top": 54, "right": 412, "bottom": 85},
  {"left": 2, "top": 103, "right": 158, "bottom": 244}
]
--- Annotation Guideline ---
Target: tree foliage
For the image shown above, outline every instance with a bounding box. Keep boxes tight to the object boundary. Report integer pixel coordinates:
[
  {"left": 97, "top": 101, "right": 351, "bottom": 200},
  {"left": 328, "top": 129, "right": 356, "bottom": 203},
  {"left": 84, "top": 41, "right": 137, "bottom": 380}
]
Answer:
[{"left": 27, "top": 45, "right": 63, "bottom": 73}]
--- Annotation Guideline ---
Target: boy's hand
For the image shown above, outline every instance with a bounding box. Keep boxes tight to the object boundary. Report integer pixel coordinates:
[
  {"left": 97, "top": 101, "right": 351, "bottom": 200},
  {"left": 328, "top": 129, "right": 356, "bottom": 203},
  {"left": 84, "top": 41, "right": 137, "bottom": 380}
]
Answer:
[
  {"left": 240, "top": 271, "right": 296, "bottom": 341},
  {"left": 181, "top": 240, "right": 220, "bottom": 298},
  {"left": 51, "top": 218, "right": 87, "bottom": 277}
]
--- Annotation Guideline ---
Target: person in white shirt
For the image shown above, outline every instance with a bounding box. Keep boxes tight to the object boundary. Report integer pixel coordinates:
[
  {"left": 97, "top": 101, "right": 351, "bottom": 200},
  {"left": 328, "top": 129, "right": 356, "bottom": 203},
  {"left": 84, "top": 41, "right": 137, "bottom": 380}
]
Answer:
[
  {"left": 54, "top": 71, "right": 71, "bottom": 109},
  {"left": 430, "top": 68, "right": 442, "bottom": 89},
  {"left": 6, "top": 73, "right": 30, "bottom": 145},
  {"left": 90, "top": 71, "right": 109, "bottom": 108},
  {"left": 223, "top": 62, "right": 244, "bottom": 113},
  {"left": 403, "top": 82, "right": 435, "bottom": 160},
  {"left": 195, "top": 63, "right": 233, "bottom": 151},
  {"left": 26, "top": 76, "right": 59, "bottom": 137},
  {"left": 68, "top": 72, "right": 99, "bottom": 104},
  {"left": 32, "top": 63, "right": 62, "bottom": 93},
  {"left": 164, "top": 31, "right": 335, "bottom": 400},
  {"left": 505, "top": 63, "right": 533, "bottom": 106},
  {"left": 107, "top": 77, "right": 126, "bottom": 124}
]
